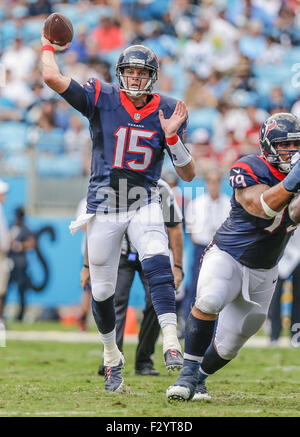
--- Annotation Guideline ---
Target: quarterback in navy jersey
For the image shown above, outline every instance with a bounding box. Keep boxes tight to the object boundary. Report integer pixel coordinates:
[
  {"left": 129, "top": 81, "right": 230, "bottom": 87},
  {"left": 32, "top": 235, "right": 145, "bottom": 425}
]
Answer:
[
  {"left": 41, "top": 30, "right": 195, "bottom": 393},
  {"left": 167, "top": 112, "right": 300, "bottom": 401}
]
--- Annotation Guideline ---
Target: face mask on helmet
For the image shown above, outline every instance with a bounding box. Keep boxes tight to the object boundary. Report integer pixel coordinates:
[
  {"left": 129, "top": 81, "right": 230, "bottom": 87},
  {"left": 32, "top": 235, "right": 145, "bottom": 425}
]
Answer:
[
  {"left": 271, "top": 139, "right": 300, "bottom": 173},
  {"left": 118, "top": 66, "right": 157, "bottom": 97},
  {"left": 116, "top": 45, "right": 159, "bottom": 97}
]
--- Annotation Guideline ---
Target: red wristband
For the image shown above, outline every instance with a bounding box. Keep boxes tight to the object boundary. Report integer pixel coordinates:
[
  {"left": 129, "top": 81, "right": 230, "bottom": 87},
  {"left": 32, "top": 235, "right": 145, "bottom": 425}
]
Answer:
[
  {"left": 42, "top": 45, "right": 55, "bottom": 53},
  {"left": 166, "top": 134, "right": 179, "bottom": 146}
]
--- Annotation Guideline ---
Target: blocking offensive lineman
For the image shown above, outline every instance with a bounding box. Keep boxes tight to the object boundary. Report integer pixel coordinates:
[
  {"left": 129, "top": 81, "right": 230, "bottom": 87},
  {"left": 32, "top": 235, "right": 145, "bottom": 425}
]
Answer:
[
  {"left": 167, "top": 113, "right": 300, "bottom": 401},
  {"left": 40, "top": 33, "right": 195, "bottom": 392}
]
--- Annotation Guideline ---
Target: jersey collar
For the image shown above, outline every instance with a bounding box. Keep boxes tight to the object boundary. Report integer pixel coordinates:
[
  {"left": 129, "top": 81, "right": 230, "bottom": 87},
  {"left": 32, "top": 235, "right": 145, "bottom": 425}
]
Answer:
[
  {"left": 119, "top": 90, "right": 160, "bottom": 122},
  {"left": 257, "top": 155, "right": 286, "bottom": 181}
]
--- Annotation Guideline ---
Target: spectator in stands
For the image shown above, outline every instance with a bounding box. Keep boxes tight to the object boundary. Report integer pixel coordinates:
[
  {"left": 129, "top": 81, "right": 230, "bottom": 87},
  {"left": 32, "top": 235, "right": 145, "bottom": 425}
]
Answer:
[
  {"left": 201, "top": 70, "right": 228, "bottom": 101},
  {"left": 207, "top": 1, "right": 240, "bottom": 73},
  {"left": 1, "top": 37, "right": 37, "bottom": 81},
  {"left": 189, "top": 128, "right": 217, "bottom": 176},
  {"left": 273, "top": 3, "right": 296, "bottom": 44},
  {"left": 264, "top": 86, "right": 289, "bottom": 113},
  {"left": 184, "top": 70, "right": 216, "bottom": 109},
  {"left": 182, "top": 25, "right": 214, "bottom": 80},
  {"left": 87, "top": 58, "right": 112, "bottom": 83},
  {"left": 239, "top": 20, "right": 267, "bottom": 61},
  {"left": 27, "top": 0, "right": 52, "bottom": 19},
  {"left": 0, "top": 181, "right": 10, "bottom": 330},
  {"left": 226, "top": 56, "right": 256, "bottom": 95},
  {"left": 64, "top": 115, "right": 91, "bottom": 155},
  {"left": 89, "top": 15, "right": 126, "bottom": 54},
  {"left": 243, "top": 103, "right": 268, "bottom": 151},
  {"left": 37, "top": 100, "right": 56, "bottom": 131},
  {"left": 255, "top": 36, "right": 285, "bottom": 65},
  {"left": 63, "top": 50, "right": 90, "bottom": 85},
  {"left": 219, "top": 128, "right": 244, "bottom": 171},
  {"left": 69, "top": 25, "right": 89, "bottom": 63},
  {"left": 169, "top": 0, "right": 199, "bottom": 37},
  {"left": 1, "top": 69, "right": 35, "bottom": 109}
]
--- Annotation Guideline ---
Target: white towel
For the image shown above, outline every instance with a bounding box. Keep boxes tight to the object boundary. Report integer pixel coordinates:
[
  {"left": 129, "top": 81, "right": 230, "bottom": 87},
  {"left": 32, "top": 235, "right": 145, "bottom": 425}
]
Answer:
[{"left": 69, "top": 213, "right": 95, "bottom": 235}]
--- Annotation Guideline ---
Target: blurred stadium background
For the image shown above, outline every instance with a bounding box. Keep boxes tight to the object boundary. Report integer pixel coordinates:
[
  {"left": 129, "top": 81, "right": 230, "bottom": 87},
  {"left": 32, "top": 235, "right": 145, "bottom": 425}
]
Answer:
[{"left": 0, "top": 0, "right": 299, "bottom": 325}]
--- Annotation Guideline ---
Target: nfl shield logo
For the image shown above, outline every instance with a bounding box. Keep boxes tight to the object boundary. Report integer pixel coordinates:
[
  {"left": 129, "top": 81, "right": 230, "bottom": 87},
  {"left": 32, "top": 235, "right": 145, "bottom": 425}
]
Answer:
[{"left": 134, "top": 113, "right": 141, "bottom": 121}]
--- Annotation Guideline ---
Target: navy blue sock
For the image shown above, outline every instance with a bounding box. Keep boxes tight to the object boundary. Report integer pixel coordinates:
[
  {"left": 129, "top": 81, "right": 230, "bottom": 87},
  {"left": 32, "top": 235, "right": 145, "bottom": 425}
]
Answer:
[
  {"left": 184, "top": 313, "right": 216, "bottom": 360},
  {"left": 200, "top": 342, "right": 230, "bottom": 378},
  {"left": 91, "top": 295, "right": 115, "bottom": 334},
  {"left": 141, "top": 255, "right": 176, "bottom": 316}
]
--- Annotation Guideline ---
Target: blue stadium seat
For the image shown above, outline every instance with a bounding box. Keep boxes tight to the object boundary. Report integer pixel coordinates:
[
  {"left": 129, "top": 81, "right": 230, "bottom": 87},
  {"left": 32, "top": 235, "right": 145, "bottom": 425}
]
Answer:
[
  {"left": 252, "top": 65, "right": 290, "bottom": 83},
  {"left": 187, "top": 108, "right": 218, "bottom": 136},
  {"left": 253, "top": 64, "right": 292, "bottom": 99},
  {"left": 0, "top": 122, "right": 28, "bottom": 152},
  {"left": 35, "top": 128, "right": 65, "bottom": 154},
  {"left": 56, "top": 3, "right": 112, "bottom": 29},
  {"left": 284, "top": 47, "right": 300, "bottom": 67},
  {"left": 0, "top": 97, "right": 16, "bottom": 109},
  {"left": 37, "top": 154, "right": 82, "bottom": 178},
  {"left": 1, "top": 20, "right": 17, "bottom": 47},
  {"left": 22, "top": 19, "right": 44, "bottom": 43},
  {"left": 3, "top": 153, "right": 29, "bottom": 173},
  {"left": 148, "top": 0, "right": 172, "bottom": 19}
]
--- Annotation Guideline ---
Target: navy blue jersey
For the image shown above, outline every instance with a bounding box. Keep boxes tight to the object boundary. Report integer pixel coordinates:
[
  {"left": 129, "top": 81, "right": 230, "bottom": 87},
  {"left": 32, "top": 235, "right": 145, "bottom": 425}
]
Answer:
[
  {"left": 214, "top": 154, "right": 297, "bottom": 269},
  {"left": 60, "top": 79, "right": 186, "bottom": 213}
]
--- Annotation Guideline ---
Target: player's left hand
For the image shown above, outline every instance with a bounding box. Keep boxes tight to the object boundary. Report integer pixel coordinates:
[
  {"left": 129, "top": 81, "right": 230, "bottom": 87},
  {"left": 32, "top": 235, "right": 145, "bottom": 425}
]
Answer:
[
  {"left": 159, "top": 101, "right": 188, "bottom": 138},
  {"left": 172, "top": 266, "right": 183, "bottom": 289}
]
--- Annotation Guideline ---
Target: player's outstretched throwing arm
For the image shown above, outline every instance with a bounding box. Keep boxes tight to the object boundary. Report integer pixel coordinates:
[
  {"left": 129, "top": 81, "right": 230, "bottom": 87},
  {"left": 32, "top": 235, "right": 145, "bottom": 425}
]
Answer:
[
  {"left": 159, "top": 102, "right": 195, "bottom": 182},
  {"left": 235, "top": 156, "right": 300, "bottom": 222},
  {"left": 41, "top": 29, "right": 71, "bottom": 93}
]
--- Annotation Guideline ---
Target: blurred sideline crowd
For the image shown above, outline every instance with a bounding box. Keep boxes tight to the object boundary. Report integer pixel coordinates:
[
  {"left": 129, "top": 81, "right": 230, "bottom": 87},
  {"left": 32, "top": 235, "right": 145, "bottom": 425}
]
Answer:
[{"left": 1, "top": 0, "right": 300, "bottom": 177}]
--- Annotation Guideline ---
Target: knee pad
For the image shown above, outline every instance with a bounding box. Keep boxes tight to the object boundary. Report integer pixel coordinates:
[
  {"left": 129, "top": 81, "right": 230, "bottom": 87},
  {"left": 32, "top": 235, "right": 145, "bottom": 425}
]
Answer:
[
  {"left": 195, "top": 249, "right": 240, "bottom": 315},
  {"left": 216, "top": 336, "right": 241, "bottom": 360},
  {"left": 91, "top": 281, "right": 114, "bottom": 302},
  {"left": 195, "top": 291, "right": 224, "bottom": 315},
  {"left": 141, "top": 255, "right": 176, "bottom": 316},
  {"left": 138, "top": 233, "right": 169, "bottom": 261}
]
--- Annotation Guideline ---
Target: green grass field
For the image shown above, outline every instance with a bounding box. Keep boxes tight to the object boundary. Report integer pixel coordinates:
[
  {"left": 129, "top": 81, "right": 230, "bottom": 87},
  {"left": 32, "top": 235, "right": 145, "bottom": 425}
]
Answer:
[{"left": 0, "top": 324, "right": 300, "bottom": 417}]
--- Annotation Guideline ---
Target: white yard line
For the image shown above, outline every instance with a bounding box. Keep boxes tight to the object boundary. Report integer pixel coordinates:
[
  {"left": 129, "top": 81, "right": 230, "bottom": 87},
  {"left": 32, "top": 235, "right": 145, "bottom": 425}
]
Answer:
[
  {"left": 5, "top": 331, "right": 137, "bottom": 343},
  {"left": 4, "top": 331, "right": 294, "bottom": 348}
]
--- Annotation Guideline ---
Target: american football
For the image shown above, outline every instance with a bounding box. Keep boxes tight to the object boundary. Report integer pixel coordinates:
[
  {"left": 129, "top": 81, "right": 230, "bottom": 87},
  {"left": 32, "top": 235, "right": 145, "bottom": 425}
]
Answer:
[{"left": 43, "top": 13, "right": 73, "bottom": 46}]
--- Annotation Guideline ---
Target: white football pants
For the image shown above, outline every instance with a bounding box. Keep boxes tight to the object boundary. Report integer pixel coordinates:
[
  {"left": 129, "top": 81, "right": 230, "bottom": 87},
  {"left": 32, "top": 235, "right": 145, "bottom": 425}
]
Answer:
[
  {"left": 86, "top": 202, "right": 169, "bottom": 302},
  {"left": 195, "top": 245, "right": 278, "bottom": 360}
]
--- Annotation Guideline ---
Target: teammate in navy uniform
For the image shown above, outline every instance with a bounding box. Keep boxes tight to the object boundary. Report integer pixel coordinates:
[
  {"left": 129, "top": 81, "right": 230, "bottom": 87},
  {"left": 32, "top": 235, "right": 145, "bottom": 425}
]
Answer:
[
  {"left": 40, "top": 32, "right": 195, "bottom": 393},
  {"left": 167, "top": 113, "right": 300, "bottom": 401}
]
